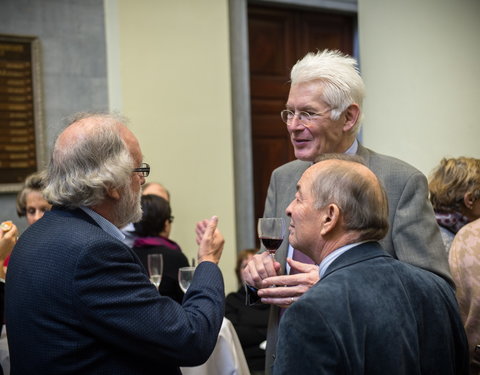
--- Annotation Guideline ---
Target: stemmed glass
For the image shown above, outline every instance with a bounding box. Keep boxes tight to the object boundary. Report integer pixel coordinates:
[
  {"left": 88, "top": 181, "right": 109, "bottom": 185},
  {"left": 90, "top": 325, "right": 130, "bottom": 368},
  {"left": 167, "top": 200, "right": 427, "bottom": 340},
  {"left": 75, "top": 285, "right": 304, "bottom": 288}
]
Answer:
[
  {"left": 258, "top": 218, "right": 285, "bottom": 260},
  {"left": 178, "top": 266, "right": 196, "bottom": 293},
  {"left": 148, "top": 254, "right": 163, "bottom": 288}
]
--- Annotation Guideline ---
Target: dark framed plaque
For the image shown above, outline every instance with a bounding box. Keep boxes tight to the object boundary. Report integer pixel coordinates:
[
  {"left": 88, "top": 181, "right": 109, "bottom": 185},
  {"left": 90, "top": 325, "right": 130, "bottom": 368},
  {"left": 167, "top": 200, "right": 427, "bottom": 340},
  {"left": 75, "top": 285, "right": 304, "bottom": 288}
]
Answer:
[{"left": 0, "top": 34, "right": 45, "bottom": 192}]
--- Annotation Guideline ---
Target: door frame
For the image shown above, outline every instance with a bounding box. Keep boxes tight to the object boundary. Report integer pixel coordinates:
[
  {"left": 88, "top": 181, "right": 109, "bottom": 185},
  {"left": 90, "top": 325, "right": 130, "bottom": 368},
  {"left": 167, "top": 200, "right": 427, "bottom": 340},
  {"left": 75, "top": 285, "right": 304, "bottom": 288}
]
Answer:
[{"left": 228, "top": 0, "right": 358, "bottom": 252}]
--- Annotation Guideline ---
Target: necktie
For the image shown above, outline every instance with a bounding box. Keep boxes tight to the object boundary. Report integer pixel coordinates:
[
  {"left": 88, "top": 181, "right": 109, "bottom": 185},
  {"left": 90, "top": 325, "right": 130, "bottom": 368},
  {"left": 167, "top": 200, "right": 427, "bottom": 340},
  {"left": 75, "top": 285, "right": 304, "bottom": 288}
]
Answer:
[{"left": 290, "top": 248, "right": 315, "bottom": 274}]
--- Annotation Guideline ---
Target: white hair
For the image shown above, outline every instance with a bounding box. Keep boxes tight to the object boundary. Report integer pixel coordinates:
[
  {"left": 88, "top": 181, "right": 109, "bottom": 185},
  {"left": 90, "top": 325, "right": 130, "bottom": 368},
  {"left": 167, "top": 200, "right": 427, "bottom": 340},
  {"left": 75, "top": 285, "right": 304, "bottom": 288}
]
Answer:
[
  {"left": 44, "top": 112, "right": 134, "bottom": 208},
  {"left": 291, "top": 50, "right": 365, "bottom": 132}
]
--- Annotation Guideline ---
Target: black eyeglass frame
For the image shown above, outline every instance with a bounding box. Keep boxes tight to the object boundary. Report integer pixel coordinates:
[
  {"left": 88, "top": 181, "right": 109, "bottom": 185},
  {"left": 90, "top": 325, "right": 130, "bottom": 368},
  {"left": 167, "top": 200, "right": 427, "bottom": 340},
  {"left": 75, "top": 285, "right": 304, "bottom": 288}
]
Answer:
[{"left": 133, "top": 163, "right": 150, "bottom": 177}]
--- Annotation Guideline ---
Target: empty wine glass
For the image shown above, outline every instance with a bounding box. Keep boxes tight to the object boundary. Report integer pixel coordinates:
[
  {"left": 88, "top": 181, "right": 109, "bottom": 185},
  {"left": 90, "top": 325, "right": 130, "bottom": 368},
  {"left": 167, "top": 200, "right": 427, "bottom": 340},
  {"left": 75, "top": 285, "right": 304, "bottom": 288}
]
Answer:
[
  {"left": 258, "top": 218, "right": 285, "bottom": 261},
  {"left": 178, "top": 266, "right": 195, "bottom": 293},
  {"left": 148, "top": 254, "right": 163, "bottom": 288}
]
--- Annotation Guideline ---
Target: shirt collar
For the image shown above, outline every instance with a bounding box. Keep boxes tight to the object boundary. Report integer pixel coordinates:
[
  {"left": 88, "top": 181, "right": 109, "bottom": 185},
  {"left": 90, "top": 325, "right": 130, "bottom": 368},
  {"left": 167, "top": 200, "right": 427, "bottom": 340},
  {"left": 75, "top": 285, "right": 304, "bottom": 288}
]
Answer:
[
  {"left": 345, "top": 138, "right": 358, "bottom": 155},
  {"left": 80, "top": 206, "right": 125, "bottom": 242},
  {"left": 319, "top": 240, "right": 368, "bottom": 278},
  {"left": 121, "top": 222, "right": 136, "bottom": 233}
]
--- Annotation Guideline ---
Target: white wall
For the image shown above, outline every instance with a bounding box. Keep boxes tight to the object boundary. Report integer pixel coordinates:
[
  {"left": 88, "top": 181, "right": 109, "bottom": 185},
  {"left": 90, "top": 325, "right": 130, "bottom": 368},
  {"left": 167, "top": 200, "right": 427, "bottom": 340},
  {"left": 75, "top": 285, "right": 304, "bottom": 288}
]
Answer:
[
  {"left": 105, "top": 0, "right": 238, "bottom": 293},
  {"left": 358, "top": 0, "right": 480, "bottom": 177}
]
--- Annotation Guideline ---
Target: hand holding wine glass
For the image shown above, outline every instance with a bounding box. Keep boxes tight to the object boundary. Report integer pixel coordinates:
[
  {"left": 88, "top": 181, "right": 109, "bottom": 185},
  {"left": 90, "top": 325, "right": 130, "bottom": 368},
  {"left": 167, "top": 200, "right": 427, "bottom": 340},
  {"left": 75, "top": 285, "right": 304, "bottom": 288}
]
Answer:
[
  {"left": 258, "top": 218, "right": 285, "bottom": 260},
  {"left": 148, "top": 254, "right": 163, "bottom": 288}
]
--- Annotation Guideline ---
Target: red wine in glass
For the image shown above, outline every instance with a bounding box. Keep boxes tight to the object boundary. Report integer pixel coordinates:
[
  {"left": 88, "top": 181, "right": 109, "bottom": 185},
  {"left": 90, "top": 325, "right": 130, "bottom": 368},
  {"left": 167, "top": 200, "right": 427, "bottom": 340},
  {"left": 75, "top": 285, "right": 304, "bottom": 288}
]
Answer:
[
  {"left": 260, "top": 237, "right": 283, "bottom": 255},
  {"left": 258, "top": 218, "right": 285, "bottom": 260}
]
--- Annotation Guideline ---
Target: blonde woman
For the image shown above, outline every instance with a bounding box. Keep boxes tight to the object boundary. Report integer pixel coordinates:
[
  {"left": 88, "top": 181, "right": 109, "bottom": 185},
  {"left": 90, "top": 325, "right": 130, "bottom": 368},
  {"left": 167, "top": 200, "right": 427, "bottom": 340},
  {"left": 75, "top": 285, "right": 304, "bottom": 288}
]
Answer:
[{"left": 429, "top": 157, "right": 480, "bottom": 252}]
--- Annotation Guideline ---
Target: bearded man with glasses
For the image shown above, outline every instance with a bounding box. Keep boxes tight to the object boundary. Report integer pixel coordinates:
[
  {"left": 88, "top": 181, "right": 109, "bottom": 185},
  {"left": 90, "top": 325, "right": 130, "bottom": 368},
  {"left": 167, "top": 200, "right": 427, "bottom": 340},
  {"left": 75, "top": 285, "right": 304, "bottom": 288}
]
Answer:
[
  {"left": 6, "top": 112, "right": 226, "bottom": 374},
  {"left": 242, "top": 49, "right": 452, "bottom": 374}
]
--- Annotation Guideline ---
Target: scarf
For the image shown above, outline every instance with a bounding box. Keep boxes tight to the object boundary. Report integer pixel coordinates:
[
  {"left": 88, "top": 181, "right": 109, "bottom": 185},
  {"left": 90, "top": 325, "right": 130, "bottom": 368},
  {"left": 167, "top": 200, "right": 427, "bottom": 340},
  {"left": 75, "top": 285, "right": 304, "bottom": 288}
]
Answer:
[
  {"left": 435, "top": 211, "right": 469, "bottom": 234},
  {"left": 133, "top": 236, "right": 181, "bottom": 251}
]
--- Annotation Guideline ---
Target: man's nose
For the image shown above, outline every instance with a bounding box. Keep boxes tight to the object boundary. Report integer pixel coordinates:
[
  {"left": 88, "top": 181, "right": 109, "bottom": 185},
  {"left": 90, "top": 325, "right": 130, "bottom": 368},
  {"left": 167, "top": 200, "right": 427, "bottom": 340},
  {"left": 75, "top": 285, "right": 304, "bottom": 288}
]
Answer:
[
  {"left": 287, "top": 115, "right": 304, "bottom": 130},
  {"left": 286, "top": 200, "right": 294, "bottom": 217}
]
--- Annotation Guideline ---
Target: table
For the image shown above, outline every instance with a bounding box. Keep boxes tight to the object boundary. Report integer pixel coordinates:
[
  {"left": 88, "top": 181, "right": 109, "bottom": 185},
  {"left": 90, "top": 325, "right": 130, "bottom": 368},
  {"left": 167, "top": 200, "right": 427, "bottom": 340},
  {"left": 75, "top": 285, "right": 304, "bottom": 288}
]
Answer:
[{"left": 181, "top": 317, "right": 250, "bottom": 375}]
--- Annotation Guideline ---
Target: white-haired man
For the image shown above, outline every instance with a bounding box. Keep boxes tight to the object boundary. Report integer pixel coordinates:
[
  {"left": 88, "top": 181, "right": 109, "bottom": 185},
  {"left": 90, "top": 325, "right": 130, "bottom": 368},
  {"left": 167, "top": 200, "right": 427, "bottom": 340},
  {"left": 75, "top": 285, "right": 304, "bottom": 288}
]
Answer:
[{"left": 6, "top": 113, "right": 225, "bottom": 374}]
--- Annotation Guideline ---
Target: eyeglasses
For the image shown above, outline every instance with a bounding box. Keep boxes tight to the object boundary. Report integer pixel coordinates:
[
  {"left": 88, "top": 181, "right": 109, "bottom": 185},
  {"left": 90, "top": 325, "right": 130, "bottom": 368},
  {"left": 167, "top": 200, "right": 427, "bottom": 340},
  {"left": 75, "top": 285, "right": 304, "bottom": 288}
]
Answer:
[
  {"left": 168, "top": 216, "right": 174, "bottom": 223},
  {"left": 280, "top": 108, "right": 332, "bottom": 125},
  {"left": 132, "top": 163, "right": 150, "bottom": 177}
]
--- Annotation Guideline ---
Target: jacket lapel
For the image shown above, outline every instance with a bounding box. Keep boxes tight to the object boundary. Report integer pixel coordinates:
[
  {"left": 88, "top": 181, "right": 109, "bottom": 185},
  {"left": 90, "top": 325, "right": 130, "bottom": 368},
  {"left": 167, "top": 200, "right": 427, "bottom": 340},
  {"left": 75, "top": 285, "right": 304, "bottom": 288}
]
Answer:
[{"left": 355, "top": 142, "right": 371, "bottom": 166}]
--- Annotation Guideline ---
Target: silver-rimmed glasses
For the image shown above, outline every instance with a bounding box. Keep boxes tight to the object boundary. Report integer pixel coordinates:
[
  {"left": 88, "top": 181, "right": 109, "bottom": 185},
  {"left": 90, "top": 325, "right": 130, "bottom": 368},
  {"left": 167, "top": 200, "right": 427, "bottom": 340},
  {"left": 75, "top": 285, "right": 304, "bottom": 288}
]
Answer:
[
  {"left": 280, "top": 108, "right": 332, "bottom": 125},
  {"left": 133, "top": 163, "right": 150, "bottom": 177}
]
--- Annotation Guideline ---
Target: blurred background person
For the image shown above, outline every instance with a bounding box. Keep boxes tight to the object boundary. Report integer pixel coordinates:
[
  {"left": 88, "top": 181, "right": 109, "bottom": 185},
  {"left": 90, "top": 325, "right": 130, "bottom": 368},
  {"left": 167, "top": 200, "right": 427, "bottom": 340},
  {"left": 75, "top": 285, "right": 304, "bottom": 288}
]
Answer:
[
  {"left": 0, "top": 221, "right": 18, "bottom": 375},
  {"left": 0, "top": 221, "right": 17, "bottom": 323},
  {"left": 429, "top": 157, "right": 480, "bottom": 252},
  {"left": 142, "top": 182, "right": 170, "bottom": 201},
  {"left": 3, "top": 171, "right": 52, "bottom": 269},
  {"left": 226, "top": 249, "right": 269, "bottom": 375},
  {"left": 449, "top": 217, "right": 480, "bottom": 374},
  {"left": 133, "top": 194, "right": 189, "bottom": 303},
  {"left": 16, "top": 170, "right": 52, "bottom": 226}
]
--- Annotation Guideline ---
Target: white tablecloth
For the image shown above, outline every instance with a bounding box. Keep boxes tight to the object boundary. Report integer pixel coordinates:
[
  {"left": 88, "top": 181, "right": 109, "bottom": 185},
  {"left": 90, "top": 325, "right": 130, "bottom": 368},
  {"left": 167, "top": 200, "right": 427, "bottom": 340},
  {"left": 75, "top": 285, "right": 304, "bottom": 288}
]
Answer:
[
  {"left": 181, "top": 317, "right": 250, "bottom": 375},
  {"left": 0, "top": 325, "right": 9, "bottom": 374}
]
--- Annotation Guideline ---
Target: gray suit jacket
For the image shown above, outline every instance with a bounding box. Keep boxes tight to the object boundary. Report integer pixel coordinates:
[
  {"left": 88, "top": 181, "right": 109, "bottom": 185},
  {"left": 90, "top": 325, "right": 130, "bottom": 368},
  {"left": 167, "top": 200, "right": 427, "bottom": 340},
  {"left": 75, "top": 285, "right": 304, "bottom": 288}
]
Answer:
[
  {"left": 262, "top": 143, "right": 451, "bottom": 372},
  {"left": 273, "top": 242, "right": 468, "bottom": 375}
]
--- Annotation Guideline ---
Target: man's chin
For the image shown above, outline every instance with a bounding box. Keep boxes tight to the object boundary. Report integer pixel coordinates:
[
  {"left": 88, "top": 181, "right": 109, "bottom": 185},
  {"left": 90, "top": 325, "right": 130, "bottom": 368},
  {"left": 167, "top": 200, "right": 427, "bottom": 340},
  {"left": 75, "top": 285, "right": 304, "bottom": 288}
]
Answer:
[
  {"left": 294, "top": 149, "right": 316, "bottom": 162},
  {"left": 288, "top": 234, "right": 298, "bottom": 250}
]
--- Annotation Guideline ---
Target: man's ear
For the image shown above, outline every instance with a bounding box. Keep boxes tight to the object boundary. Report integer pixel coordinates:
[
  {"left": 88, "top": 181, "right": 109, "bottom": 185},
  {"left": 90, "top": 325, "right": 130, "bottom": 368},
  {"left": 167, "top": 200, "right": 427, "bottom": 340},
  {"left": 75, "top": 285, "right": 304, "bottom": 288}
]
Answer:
[
  {"left": 106, "top": 187, "right": 121, "bottom": 201},
  {"left": 343, "top": 103, "right": 360, "bottom": 132},
  {"left": 320, "top": 204, "right": 340, "bottom": 236}
]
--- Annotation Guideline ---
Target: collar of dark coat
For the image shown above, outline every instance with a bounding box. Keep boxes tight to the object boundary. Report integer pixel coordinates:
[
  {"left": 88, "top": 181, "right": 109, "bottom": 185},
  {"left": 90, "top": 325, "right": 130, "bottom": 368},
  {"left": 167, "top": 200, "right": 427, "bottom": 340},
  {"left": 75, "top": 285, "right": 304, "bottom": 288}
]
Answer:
[
  {"left": 50, "top": 205, "right": 100, "bottom": 227},
  {"left": 321, "top": 241, "right": 391, "bottom": 280}
]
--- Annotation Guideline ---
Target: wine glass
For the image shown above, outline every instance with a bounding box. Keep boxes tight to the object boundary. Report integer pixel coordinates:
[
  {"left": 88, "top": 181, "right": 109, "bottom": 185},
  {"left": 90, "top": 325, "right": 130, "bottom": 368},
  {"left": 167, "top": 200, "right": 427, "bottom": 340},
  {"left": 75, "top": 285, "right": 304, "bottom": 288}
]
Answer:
[
  {"left": 258, "top": 218, "right": 285, "bottom": 260},
  {"left": 148, "top": 254, "right": 163, "bottom": 288},
  {"left": 178, "top": 266, "right": 196, "bottom": 293}
]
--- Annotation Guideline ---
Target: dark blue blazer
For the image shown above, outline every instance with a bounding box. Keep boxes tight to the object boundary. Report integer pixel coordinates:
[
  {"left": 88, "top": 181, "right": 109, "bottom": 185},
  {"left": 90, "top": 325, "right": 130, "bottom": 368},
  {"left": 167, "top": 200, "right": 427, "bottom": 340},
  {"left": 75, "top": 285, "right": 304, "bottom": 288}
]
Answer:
[
  {"left": 5, "top": 207, "right": 224, "bottom": 374},
  {"left": 274, "top": 242, "right": 469, "bottom": 375}
]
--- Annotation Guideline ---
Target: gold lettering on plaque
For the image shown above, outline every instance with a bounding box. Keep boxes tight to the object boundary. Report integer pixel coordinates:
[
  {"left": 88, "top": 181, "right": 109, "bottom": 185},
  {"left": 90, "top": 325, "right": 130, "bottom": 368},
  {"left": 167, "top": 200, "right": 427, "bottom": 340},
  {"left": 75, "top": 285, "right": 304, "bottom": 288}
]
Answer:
[
  {"left": 1, "top": 145, "right": 31, "bottom": 152},
  {"left": 0, "top": 35, "right": 40, "bottom": 182}
]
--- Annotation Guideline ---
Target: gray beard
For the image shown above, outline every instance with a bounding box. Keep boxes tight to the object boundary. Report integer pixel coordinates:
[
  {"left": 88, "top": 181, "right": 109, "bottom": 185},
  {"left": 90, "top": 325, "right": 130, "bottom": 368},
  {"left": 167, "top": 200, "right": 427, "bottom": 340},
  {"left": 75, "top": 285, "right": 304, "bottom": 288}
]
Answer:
[{"left": 113, "top": 185, "right": 142, "bottom": 228}]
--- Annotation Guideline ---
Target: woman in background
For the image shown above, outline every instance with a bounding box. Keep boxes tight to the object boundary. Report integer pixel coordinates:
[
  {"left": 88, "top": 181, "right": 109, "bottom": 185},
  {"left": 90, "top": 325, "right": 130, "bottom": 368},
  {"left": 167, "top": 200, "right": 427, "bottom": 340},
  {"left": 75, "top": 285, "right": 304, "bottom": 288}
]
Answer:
[
  {"left": 16, "top": 170, "right": 52, "bottom": 226},
  {"left": 3, "top": 171, "right": 52, "bottom": 269},
  {"left": 428, "top": 157, "right": 480, "bottom": 252},
  {"left": 133, "top": 194, "right": 189, "bottom": 304},
  {"left": 449, "top": 218, "right": 480, "bottom": 374},
  {"left": 225, "top": 249, "right": 269, "bottom": 375}
]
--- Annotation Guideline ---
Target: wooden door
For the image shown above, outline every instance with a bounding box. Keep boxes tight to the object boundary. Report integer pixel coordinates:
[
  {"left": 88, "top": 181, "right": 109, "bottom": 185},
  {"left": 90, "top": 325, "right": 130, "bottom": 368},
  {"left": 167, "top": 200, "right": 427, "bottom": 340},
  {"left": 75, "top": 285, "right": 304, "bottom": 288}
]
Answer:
[{"left": 249, "top": 4, "right": 355, "bottom": 226}]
